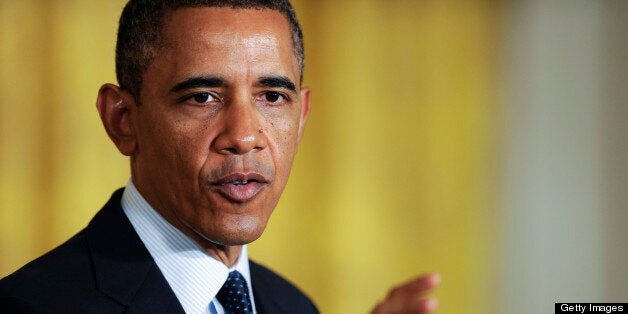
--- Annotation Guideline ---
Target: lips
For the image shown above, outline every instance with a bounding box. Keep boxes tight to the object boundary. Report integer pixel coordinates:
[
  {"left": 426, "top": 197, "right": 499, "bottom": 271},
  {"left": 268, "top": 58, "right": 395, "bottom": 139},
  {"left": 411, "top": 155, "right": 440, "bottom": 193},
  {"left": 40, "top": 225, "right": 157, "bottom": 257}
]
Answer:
[{"left": 210, "top": 172, "right": 269, "bottom": 203}]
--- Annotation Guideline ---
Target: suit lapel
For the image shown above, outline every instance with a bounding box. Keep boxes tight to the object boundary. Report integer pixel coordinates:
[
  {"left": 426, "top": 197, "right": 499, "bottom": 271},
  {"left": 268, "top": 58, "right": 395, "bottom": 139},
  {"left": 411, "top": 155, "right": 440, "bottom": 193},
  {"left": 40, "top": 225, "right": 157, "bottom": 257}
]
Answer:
[
  {"left": 251, "top": 274, "right": 282, "bottom": 314},
  {"left": 86, "top": 189, "right": 185, "bottom": 314},
  {"left": 249, "top": 261, "right": 319, "bottom": 314},
  {"left": 250, "top": 261, "right": 288, "bottom": 314}
]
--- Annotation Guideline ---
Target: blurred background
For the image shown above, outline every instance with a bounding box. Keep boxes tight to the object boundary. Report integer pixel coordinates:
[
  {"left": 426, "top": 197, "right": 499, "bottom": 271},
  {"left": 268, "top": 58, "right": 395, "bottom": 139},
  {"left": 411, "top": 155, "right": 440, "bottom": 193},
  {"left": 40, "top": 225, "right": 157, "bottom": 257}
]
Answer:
[{"left": 0, "top": 0, "right": 625, "bottom": 313}]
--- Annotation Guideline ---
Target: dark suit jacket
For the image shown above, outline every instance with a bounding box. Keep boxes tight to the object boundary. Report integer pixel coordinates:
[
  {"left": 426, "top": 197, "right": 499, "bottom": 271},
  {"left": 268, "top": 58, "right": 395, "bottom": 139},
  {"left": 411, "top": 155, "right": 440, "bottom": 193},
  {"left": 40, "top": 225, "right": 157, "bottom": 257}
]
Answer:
[{"left": 0, "top": 189, "right": 318, "bottom": 314}]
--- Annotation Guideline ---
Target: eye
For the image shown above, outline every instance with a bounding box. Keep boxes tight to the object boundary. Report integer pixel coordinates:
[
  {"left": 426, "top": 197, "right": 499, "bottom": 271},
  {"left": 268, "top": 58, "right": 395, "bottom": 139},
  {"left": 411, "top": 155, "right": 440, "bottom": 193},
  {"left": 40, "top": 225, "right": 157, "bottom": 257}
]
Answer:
[
  {"left": 263, "top": 91, "right": 284, "bottom": 103},
  {"left": 191, "top": 92, "right": 216, "bottom": 104}
]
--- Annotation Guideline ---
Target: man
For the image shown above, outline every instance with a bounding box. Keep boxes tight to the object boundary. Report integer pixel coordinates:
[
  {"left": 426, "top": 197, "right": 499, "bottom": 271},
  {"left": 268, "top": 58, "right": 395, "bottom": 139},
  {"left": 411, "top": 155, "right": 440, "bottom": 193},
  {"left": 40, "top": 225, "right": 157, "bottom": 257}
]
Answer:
[{"left": 0, "top": 0, "right": 439, "bottom": 313}]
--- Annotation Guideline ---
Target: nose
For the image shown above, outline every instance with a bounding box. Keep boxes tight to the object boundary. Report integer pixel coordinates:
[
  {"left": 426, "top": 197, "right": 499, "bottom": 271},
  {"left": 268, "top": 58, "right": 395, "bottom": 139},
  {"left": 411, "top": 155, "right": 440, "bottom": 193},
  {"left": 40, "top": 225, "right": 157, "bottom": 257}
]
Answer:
[{"left": 213, "top": 98, "right": 268, "bottom": 155}]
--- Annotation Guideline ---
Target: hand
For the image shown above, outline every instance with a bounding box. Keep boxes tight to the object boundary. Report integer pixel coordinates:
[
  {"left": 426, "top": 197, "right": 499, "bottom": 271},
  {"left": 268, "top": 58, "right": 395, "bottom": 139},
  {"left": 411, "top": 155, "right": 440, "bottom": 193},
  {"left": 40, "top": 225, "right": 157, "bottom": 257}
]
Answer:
[{"left": 371, "top": 273, "right": 441, "bottom": 314}]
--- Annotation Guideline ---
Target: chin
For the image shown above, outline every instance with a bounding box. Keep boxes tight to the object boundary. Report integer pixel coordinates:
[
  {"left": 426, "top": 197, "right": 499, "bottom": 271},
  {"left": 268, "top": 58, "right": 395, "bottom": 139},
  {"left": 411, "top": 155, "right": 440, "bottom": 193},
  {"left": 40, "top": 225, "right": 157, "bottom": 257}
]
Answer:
[{"left": 205, "top": 215, "right": 268, "bottom": 246}]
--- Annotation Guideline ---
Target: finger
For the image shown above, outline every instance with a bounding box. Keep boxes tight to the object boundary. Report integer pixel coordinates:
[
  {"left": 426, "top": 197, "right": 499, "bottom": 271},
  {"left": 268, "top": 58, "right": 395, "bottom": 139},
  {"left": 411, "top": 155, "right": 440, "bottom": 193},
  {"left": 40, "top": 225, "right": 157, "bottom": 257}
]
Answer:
[
  {"left": 391, "top": 273, "right": 441, "bottom": 297},
  {"left": 372, "top": 273, "right": 441, "bottom": 314},
  {"left": 411, "top": 296, "right": 439, "bottom": 313},
  {"left": 372, "top": 296, "right": 439, "bottom": 314}
]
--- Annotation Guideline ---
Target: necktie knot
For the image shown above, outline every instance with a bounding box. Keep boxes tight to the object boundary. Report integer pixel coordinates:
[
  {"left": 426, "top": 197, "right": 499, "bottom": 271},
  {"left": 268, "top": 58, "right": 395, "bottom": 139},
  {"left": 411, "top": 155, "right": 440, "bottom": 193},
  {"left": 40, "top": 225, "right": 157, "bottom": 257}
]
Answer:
[{"left": 216, "top": 271, "right": 253, "bottom": 314}]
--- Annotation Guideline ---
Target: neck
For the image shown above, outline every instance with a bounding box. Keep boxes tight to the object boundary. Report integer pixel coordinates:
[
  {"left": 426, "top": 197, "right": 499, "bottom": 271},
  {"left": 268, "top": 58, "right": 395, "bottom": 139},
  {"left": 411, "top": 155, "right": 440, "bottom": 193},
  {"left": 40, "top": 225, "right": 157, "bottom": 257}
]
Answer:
[
  {"left": 203, "top": 243, "right": 243, "bottom": 267},
  {"left": 187, "top": 231, "right": 243, "bottom": 267},
  {"left": 168, "top": 216, "right": 244, "bottom": 268}
]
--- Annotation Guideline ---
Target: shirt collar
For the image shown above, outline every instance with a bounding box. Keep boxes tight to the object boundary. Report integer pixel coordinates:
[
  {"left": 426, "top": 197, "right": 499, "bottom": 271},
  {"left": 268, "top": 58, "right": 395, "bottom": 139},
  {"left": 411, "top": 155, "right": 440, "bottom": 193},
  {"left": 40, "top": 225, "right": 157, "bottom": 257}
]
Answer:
[{"left": 121, "top": 179, "right": 255, "bottom": 314}]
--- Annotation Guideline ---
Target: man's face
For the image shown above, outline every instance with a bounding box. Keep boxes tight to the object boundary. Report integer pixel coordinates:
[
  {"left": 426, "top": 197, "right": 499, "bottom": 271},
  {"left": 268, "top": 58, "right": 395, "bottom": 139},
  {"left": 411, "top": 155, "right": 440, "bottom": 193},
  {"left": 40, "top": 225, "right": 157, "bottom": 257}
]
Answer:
[{"left": 129, "top": 7, "right": 309, "bottom": 246}]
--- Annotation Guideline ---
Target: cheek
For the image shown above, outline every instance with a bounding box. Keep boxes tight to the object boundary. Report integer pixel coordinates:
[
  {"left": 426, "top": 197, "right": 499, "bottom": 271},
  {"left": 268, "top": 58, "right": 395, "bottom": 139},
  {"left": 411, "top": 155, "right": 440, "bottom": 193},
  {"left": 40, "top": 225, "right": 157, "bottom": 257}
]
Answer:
[
  {"left": 264, "top": 113, "right": 300, "bottom": 169},
  {"left": 140, "top": 115, "right": 212, "bottom": 175},
  {"left": 262, "top": 107, "right": 301, "bottom": 143},
  {"left": 174, "top": 128, "right": 219, "bottom": 184}
]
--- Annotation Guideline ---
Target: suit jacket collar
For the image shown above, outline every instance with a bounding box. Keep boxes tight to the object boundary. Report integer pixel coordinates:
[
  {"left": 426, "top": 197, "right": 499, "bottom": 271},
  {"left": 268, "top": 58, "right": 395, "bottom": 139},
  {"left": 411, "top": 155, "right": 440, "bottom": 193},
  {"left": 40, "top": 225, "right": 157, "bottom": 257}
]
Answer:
[{"left": 85, "top": 189, "right": 185, "bottom": 313}]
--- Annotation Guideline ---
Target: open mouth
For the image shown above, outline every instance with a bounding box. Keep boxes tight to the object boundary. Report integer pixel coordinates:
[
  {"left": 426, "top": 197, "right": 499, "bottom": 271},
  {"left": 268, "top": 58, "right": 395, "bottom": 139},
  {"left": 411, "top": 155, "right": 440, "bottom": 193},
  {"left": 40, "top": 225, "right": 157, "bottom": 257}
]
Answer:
[
  {"left": 232, "top": 180, "right": 255, "bottom": 186},
  {"left": 211, "top": 173, "right": 269, "bottom": 203}
]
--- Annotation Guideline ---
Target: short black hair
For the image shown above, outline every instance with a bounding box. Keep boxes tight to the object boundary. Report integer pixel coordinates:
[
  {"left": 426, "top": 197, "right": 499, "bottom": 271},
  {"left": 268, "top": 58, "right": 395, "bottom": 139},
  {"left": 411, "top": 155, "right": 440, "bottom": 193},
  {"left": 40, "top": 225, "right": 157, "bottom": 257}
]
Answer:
[{"left": 116, "top": 0, "right": 304, "bottom": 99}]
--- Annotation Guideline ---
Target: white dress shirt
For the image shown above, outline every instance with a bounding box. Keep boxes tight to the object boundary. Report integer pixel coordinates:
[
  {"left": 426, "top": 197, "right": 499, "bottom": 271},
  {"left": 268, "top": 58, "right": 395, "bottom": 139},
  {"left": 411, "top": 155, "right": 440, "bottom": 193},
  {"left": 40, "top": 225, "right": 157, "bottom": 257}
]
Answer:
[{"left": 121, "top": 180, "right": 257, "bottom": 314}]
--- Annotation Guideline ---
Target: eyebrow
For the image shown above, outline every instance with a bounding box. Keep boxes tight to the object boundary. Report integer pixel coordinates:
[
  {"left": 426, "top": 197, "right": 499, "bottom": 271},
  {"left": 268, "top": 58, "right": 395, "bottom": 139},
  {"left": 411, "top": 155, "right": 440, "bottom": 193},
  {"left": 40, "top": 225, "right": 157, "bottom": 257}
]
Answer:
[
  {"left": 169, "top": 75, "right": 297, "bottom": 93},
  {"left": 258, "top": 76, "right": 297, "bottom": 92},
  {"left": 170, "top": 76, "right": 225, "bottom": 93}
]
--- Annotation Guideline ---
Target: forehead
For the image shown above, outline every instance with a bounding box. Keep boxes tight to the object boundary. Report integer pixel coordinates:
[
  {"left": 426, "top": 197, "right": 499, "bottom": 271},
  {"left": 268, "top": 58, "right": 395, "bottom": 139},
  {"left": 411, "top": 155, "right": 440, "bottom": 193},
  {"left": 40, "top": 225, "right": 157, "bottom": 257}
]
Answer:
[
  {"left": 177, "top": 9, "right": 282, "bottom": 51},
  {"left": 144, "top": 7, "right": 299, "bottom": 86},
  {"left": 163, "top": 7, "right": 291, "bottom": 40}
]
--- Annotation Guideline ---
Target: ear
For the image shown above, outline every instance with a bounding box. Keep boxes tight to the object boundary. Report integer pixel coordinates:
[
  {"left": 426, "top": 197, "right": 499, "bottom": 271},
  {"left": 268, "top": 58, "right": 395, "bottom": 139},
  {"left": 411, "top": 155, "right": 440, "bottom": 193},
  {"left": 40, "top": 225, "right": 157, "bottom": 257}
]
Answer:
[
  {"left": 297, "top": 86, "right": 311, "bottom": 142},
  {"left": 96, "top": 84, "right": 137, "bottom": 156}
]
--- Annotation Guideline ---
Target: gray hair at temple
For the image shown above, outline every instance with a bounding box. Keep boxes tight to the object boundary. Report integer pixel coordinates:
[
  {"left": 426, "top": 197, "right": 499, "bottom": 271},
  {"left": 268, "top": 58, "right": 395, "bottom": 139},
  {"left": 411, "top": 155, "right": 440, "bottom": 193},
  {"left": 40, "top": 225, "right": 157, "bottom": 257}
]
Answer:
[{"left": 115, "top": 0, "right": 304, "bottom": 100}]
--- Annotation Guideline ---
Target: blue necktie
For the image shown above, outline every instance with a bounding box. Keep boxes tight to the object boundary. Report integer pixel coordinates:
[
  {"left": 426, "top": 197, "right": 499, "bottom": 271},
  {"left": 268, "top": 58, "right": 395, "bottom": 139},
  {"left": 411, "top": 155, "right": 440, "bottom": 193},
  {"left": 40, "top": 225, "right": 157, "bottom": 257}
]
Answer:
[{"left": 216, "top": 271, "right": 253, "bottom": 314}]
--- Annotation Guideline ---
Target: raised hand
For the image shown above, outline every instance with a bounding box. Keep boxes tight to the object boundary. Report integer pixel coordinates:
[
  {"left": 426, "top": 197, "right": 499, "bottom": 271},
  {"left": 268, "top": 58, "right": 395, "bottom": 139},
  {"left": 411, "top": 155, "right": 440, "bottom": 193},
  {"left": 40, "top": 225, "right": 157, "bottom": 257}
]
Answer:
[{"left": 371, "top": 273, "right": 440, "bottom": 314}]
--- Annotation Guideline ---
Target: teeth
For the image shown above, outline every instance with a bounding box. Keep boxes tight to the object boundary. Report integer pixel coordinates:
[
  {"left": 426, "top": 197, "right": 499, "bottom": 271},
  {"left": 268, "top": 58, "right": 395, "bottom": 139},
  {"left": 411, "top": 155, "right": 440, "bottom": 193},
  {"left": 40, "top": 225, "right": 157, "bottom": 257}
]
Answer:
[{"left": 233, "top": 180, "right": 248, "bottom": 186}]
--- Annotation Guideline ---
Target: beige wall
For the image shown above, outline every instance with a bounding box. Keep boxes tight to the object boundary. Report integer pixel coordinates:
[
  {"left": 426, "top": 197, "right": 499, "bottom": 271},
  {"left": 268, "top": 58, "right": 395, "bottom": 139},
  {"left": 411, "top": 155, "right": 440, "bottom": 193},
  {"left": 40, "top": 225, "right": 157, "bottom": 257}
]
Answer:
[{"left": 497, "top": 0, "right": 627, "bottom": 312}]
